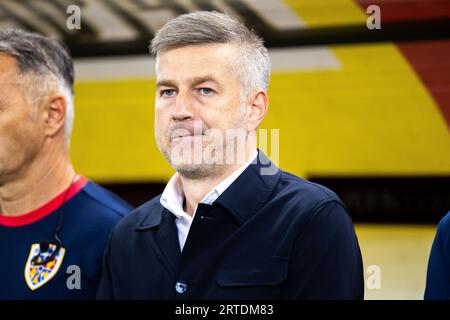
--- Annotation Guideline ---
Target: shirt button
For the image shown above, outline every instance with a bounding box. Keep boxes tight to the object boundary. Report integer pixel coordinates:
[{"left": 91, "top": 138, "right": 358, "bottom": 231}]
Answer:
[{"left": 175, "top": 281, "right": 188, "bottom": 294}]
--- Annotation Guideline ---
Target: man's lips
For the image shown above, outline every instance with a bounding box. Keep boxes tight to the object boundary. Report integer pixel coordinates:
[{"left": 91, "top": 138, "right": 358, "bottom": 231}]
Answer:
[
  {"left": 170, "top": 128, "right": 206, "bottom": 141},
  {"left": 171, "top": 133, "right": 204, "bottom": 142},
  {"left": 169, "top": 121, "right": 208, "bottom": 142}
]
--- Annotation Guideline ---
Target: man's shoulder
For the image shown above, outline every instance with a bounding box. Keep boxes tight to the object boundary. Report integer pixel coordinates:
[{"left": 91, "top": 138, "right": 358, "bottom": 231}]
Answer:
[
  {"left": 277, "top": 170, "right": 343, "bottom": 207},
  {"left": 62, "top": 181, "right": 134, "bottom": 256},
  {"left": 78, "top": 181, "right": 134, "bottom": 221},
  {"left": 436, "top": 211, "right": 450, "bottom": 241},
  {"left": 272, "top": 171, "right": 357, "bottom": 256},
  {"left": 264, "top": 170, "right": 350, "bottom": 228}
]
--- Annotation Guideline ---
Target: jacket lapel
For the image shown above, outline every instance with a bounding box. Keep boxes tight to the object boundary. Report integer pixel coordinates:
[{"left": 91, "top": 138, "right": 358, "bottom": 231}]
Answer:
[{"left": 153, "top": 210, "right": 181, "bottom": 274}]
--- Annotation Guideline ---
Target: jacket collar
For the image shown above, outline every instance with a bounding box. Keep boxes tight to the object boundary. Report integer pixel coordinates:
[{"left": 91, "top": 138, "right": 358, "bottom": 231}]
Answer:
[
  {"left": 214, "top": 150, "right": 281, "bottom": 224},
  {"left": 136, "top": 149, "right": 281, "bottom": 230},
  {"left": 135, "top": 201, "right": 164, "bottom": 230}
]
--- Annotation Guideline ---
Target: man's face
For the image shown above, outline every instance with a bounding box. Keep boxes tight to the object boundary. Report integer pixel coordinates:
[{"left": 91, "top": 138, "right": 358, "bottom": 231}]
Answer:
[
  {"left": 154, "top": 43, "right": 249, "bottom": 178},
  {"left": 0, "top": 54, "right": 44, "bottom": 184}
]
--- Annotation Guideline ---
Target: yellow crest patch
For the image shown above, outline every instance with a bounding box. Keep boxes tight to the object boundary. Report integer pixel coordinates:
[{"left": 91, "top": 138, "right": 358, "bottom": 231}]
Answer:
[{"left": 24, "top": 244, "right": 65, "bottom": 291}]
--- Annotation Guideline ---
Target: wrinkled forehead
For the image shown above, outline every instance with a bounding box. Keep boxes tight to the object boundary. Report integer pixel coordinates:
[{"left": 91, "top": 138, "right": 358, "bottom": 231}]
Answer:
[
  {"left": 0, "top": 54, "right": 24, "bottom": 95},
  {"left": 155, "top": 43, "right": 239, "bottom": 79},
  {"left": 0, "top": 53, "right": 18, "bottom": 76}
]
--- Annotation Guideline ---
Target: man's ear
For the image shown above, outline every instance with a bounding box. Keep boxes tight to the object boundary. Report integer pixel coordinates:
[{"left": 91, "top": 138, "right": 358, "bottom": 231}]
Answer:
[
  {"left": 246, "top": 90, "right": 269, "bottom": 132},
  {"left": 41, "top": 93, "right": 67, "bottom": 137}
]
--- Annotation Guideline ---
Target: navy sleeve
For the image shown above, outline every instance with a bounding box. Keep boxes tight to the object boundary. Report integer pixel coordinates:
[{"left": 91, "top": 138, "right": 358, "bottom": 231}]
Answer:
[
  {"left": 424, "top": 211, "right": 450, "bottom": 300},
  {"left": 96, "top": 231, "right": 115, "bottom": 300},
  {"left": 282, "top": 200, "right": 364, "bottom": 299}
]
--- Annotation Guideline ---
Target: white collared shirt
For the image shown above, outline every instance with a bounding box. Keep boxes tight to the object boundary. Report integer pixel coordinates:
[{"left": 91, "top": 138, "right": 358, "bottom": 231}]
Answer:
[{"left": 160, "top": 149, "right": 258, "bottom": 251}]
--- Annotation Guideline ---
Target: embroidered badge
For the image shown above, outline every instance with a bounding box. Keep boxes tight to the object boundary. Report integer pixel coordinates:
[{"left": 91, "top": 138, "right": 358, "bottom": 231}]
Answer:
[{"left": 24, "top": 243, "right": 65, "bottom": 290}]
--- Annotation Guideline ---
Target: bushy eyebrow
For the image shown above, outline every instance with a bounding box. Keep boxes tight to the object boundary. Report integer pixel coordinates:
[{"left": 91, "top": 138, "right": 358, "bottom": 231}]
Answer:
[
  {"left": 190, "top": 76, "right": 221, "bottom": 88},
  {"left": 156, "top": 80, "right": 176, "bottom": 88},
  {"left": 156, "top": 75, "right": 222, "bottom": 90}
]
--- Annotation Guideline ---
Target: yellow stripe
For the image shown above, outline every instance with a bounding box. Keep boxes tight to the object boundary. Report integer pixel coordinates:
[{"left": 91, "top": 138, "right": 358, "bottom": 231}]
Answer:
[
  {"left": 355, "top": 223, "right": 436, "bottom": 300},
  {"left": 70, "top": 43, "right": 450, "bottom": 182},
  {"left": 71, "top": 80, "right": 174, "bottom": 182},
  {"left": 263, "top": 43, "right": 450, "bottom": 177},
  {"left": 283, "top": 0, "right": 367, "bottom": 27}
]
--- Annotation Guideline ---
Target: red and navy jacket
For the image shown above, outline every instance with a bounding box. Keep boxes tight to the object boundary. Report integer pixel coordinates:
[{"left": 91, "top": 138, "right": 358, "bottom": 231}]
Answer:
[{"left": 0, "top": 177, "right": 132, "bottom": 300}]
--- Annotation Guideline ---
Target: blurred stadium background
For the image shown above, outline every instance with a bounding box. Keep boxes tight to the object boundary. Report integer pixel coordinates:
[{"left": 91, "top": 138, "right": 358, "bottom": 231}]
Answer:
[{"left": 1, "top": 0, "right": 449, "bottom": 299}]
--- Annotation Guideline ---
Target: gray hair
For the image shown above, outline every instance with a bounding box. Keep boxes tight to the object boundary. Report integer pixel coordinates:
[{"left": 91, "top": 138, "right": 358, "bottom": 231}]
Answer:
[
  {"left": 0, "top": 28, "right": 74, "bottom": 140},
  {"left": 150, "top": 11, "right": 271, "bottom": 100}
]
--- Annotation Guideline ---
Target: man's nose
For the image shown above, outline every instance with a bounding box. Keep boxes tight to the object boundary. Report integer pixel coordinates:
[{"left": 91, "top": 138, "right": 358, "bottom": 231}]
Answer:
[{"left": 171, "top": 92, "right": 194, "bottom": 121}]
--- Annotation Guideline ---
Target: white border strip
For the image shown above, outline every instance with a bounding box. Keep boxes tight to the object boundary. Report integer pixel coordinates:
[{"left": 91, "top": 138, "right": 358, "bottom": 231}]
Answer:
[{"left": 74, "top": 46, "right": 341, "bottom": 81}]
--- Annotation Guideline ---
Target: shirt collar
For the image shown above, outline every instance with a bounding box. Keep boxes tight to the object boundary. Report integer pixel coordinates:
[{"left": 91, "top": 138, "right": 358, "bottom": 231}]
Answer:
[
  {"left": 160, "top": 149, "right": 258, "bottom": 219},
  {"left": 159, "top": 172, "right": 186, "bottom": 220},
  {"left": 137, "top": 149, "right": 282, "bottom": 230}
]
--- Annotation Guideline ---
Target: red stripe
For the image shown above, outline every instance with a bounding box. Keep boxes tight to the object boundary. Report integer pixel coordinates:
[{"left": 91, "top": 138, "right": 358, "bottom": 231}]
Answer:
[
  {"left": 355, "top": 0, "right": 450, "bottom": 23},
  {"left": 0, "top": 176, "right": 88, "bottom": 227},
  {"left": 396, "top": 40, "right": 450, "bottom": 129}
]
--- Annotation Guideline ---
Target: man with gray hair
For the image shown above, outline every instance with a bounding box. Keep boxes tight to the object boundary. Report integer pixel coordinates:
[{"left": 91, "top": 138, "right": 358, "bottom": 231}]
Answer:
[
  {"left": 97, "top": 11, "right": 363, "bottom": 299},
  {"left": 0, "top": 29, "right": 132, "bottom": 299}
]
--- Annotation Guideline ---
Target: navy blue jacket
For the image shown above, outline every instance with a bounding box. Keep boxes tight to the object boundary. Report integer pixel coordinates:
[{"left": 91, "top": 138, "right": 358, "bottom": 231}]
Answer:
[
  {"left": 425, "top": 211, "right": 450, "bottom": 299},
  {"left": 97, "top": 152, "right": 364, "bottom": 299},
  {"left": 0, "top": 180, "right": 132, "bottom": 299}
]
